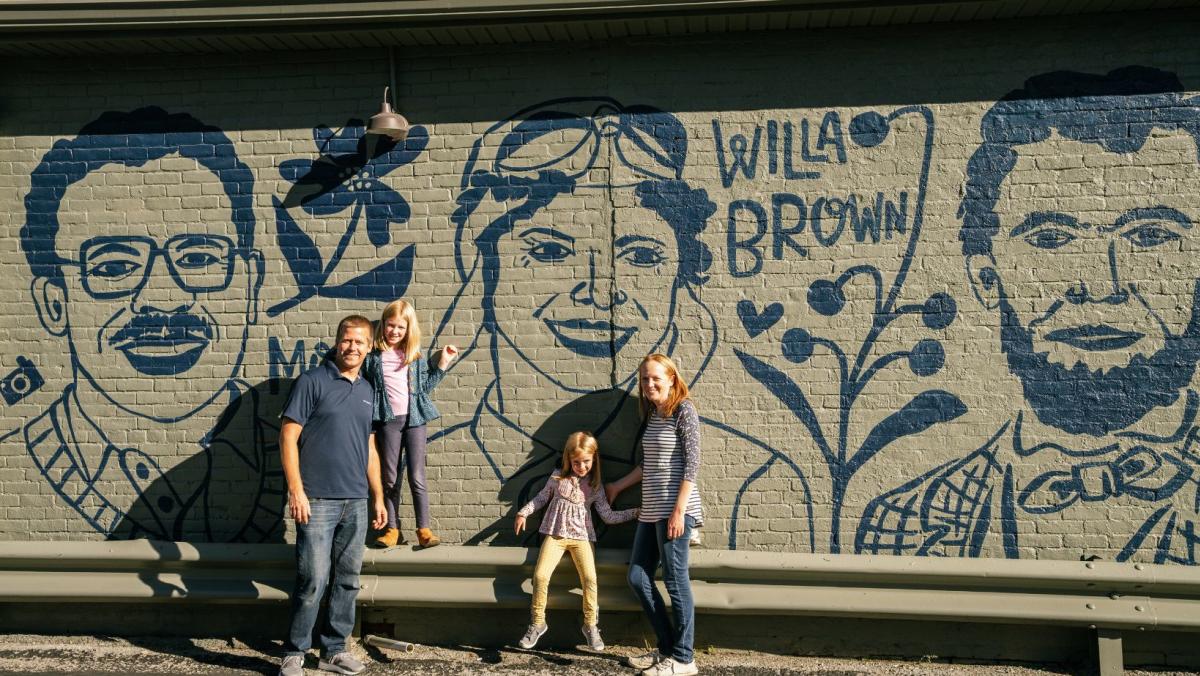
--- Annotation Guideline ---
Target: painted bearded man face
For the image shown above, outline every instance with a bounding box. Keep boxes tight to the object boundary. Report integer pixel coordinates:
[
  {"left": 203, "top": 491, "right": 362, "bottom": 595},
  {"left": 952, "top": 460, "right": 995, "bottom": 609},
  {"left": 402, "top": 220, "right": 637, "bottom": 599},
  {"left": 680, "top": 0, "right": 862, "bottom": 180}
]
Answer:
[{"left": 960, "top": 70, "right": 1200, "bottom": 437}]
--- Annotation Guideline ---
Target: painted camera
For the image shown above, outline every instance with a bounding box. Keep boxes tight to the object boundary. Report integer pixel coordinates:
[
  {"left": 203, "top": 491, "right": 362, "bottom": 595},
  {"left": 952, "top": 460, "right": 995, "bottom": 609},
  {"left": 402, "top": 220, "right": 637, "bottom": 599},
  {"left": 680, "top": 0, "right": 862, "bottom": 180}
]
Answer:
[{"left": 0, "top": 356, "right": 45, "bottom": 406}]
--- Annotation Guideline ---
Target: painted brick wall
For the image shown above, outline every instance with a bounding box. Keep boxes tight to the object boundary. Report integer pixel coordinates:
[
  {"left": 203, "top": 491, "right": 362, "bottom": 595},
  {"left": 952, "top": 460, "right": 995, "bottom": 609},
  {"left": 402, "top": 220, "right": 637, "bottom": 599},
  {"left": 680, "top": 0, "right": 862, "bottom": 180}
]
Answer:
[{"left": 1, "top": 9, "right": 1197, "bottom": 565}]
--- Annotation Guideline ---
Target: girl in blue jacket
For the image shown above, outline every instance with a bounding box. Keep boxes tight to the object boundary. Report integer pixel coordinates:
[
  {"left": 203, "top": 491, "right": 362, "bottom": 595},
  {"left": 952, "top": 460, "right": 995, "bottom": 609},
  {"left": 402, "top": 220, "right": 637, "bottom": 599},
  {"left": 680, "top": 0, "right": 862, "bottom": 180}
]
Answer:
[{"left": 365, "top": 299, "right": 458, "bottom": 548}]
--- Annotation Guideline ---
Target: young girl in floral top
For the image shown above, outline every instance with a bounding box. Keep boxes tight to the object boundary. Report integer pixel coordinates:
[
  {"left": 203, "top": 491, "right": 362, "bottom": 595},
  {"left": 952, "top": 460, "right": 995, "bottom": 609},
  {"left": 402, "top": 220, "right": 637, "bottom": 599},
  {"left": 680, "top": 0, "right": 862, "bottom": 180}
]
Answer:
[{"left": 514, "top": 431, "right": 638, "bottom": 652}]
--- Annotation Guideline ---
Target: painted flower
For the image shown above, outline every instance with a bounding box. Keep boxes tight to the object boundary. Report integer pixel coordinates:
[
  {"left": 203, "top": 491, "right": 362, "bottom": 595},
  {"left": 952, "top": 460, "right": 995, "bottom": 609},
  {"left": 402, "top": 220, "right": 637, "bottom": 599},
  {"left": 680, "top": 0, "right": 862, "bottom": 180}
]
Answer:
[
  {"left": 269, "top": 121, "right": 429, "bottom": 316},
  {"left": 279, "top": 122, "right": 428, "bottom": 247}
]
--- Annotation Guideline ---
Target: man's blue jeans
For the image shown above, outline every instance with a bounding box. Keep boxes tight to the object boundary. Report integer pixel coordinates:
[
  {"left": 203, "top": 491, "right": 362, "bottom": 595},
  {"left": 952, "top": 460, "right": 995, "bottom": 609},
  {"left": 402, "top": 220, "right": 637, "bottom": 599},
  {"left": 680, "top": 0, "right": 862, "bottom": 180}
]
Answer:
[
  {"left": 627, "top": 515, "right": 696, "bottom": 663},
  {"left": 285, "top": 498, "right": 367, "bottom": 657}
]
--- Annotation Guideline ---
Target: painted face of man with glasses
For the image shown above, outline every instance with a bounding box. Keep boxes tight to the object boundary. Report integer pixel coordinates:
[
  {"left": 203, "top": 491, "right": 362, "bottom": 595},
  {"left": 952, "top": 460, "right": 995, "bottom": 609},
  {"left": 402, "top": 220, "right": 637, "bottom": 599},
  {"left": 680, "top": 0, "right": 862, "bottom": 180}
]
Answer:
[{"left": 23, "top": 108, "right": 263, "bottom": 424}]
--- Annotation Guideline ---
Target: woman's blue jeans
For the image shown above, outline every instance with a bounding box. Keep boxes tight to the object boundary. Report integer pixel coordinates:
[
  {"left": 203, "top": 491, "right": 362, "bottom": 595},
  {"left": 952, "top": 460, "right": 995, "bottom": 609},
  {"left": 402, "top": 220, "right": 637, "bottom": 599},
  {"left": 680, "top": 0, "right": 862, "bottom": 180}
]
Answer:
[
  {"left": 627, "top": 515, "right": 696, "bottom": 663},
  {"left": 285, "top": 498, "right": 367, "bottom": 657}
]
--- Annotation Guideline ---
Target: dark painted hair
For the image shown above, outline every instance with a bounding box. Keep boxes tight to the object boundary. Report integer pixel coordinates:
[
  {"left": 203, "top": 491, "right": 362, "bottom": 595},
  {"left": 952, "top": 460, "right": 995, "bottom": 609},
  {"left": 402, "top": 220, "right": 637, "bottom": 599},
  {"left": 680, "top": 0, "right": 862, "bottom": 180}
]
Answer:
[
  {"left": 959, "top": 66, "right": 1200, "bottom": 258},
  {"left": 21, "top": 106, "right": 256, "bottom": 281}
]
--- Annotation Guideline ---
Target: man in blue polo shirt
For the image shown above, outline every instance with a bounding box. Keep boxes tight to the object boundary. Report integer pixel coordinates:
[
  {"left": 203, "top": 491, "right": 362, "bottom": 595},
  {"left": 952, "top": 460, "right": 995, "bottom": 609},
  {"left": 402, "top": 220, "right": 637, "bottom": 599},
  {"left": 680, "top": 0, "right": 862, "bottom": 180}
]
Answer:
[{"left": 279, "top": 315, "right": 386, "bottom": 676}]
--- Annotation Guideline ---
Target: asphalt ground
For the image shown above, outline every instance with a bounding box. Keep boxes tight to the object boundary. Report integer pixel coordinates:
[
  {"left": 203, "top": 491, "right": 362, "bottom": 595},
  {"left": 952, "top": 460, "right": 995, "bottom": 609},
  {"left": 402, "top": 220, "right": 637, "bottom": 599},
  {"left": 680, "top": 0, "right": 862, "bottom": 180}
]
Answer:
[{"left": 0, "top": 635, "right": 1194, "bottom": 675}]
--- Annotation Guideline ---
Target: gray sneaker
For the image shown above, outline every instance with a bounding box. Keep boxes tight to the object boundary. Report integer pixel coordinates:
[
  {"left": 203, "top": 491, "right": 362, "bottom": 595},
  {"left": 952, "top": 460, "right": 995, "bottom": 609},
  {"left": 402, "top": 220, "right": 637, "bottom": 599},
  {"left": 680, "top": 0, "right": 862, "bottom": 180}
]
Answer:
[
  {"left": 626, "top": 649, "right": 664, "bottom": 670},
  {"left": 517, "top": 623, "right": 548, "bottom": 649},
  {"left": 279, "top": 654, "right": 305, "bottom": 676},
  {"left": 641, "top": 657, "right": 699, "bottom": 676},
  {"left": 318, "top": 651, "right": 365, "bottom": 675},
  {"left": 581, "top": 624, "right": 605, "bottom": 652}
]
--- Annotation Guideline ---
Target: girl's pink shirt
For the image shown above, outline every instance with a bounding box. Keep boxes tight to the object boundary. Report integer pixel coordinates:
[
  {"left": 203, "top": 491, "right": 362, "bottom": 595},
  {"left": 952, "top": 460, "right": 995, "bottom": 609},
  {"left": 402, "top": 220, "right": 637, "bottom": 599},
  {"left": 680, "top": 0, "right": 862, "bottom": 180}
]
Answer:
[{"left": 380, "top": 347, "right": 410, "bottom": 417}]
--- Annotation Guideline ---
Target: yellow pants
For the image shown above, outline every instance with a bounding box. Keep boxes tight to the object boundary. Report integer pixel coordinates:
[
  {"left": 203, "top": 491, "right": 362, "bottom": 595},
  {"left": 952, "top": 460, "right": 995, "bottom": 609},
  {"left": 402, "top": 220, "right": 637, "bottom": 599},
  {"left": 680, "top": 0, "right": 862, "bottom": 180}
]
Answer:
[{"left": 530, "top": 535, "right": 598, "bottom": 627}]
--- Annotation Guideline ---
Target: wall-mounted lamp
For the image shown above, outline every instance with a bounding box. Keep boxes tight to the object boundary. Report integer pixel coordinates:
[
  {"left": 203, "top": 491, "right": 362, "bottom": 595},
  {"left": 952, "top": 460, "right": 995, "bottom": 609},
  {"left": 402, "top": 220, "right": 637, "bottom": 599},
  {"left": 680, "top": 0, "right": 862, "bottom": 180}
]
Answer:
[
  {"left": 367, "top": 85, "right": 410, "bottom": 141},
  {"left": 367, "top": 45, "right": 409, "bottom": 141}
]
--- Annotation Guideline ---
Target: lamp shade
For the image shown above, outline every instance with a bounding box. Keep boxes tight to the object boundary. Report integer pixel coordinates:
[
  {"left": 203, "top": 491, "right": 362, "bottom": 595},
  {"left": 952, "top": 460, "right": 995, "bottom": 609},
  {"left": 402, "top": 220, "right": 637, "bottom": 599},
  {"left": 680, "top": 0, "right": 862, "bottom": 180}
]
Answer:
[{"left": 367, "top": 87, "right": 409, "bottom": 141}]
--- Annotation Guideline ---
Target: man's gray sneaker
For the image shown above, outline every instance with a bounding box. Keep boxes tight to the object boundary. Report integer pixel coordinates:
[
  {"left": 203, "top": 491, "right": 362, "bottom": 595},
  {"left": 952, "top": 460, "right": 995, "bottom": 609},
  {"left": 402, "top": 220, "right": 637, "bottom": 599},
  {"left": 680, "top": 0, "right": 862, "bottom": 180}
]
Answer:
[
  {"left": 318, "top": 651, "right": 365, "bottom": 675},
  {"left": 517, "top": 623, "right": 548, "bottom": 649},
  {"left": 626, "top": 649, "right": 664, "bottom": 670},
  {"left": 580, "top": 624, "right": 605, "bottom": 652},
  {"left": 279, "top": 654, "right": 305, "bottom": 676}
]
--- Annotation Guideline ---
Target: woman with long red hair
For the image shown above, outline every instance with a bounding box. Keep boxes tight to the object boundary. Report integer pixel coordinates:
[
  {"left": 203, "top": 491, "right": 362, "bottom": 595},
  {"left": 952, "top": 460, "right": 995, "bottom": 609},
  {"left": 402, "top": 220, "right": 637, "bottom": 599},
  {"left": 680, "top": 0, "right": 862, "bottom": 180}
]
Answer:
[{"left": 607, "top": 353, "right": 702, "bottom": 676}]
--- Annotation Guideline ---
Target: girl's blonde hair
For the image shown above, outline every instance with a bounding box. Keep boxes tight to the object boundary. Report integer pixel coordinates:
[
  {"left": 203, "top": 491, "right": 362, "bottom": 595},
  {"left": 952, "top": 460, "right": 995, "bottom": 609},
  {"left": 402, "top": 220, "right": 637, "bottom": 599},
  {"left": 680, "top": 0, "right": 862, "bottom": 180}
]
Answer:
[
  {"left": 556, "top": 431, "right": 601, "bottom": 490},
  {"left": 638, "top": 353, "right": 690, "bottom": 418},
  {"left": 374, "top": 299, "right": 422, "bottom": 362}
]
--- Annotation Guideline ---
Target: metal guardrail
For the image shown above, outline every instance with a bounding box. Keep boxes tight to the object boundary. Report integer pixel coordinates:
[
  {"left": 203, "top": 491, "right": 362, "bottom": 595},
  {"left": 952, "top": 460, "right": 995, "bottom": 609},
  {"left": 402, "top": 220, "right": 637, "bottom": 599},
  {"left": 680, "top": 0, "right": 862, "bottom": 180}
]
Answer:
[
  {"left": 0, "top": 541, "right": 1197, "bottom": 633},
  {"left": 1, "top": 540, "right": 1198, "bottom": 673}
]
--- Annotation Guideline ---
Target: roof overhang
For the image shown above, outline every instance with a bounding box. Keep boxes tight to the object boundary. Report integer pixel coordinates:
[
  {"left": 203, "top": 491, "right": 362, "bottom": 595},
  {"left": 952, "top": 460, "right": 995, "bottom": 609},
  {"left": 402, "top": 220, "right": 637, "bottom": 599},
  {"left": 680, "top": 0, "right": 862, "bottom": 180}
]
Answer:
[{"left": 0, "top": 0, "right": 1193, "bottom": 55}]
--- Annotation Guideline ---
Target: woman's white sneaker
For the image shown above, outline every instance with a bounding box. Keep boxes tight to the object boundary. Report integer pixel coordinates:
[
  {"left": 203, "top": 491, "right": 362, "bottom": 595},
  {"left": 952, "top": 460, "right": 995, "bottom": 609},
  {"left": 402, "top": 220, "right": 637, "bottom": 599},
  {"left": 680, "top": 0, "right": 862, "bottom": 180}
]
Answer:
[
  {"left": 640, "top": 656, "right": 699, "bottom": 675},
  {"left": 625, "top": 649, "right": 665, "bottom": 670}
]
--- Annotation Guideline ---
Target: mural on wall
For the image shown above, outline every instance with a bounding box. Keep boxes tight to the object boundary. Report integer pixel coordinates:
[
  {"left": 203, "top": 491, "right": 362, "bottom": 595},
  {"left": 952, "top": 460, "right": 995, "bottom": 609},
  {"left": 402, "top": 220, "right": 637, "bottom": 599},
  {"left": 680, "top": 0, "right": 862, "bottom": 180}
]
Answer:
[
  {"left": 716, "top": 104, "right": 967, "bottom": 553},
  {"left": 428, "top": 97, "right": 813, "bottom": 546},
  {"left": 856, "top": 67, "right": 1200, "bottom": 565},
  {"left": 7, "top": 107, "right": 283, "bottom": 542},
  {"left": 1, "top": 65, "right": 1196, "bottom": 565}
]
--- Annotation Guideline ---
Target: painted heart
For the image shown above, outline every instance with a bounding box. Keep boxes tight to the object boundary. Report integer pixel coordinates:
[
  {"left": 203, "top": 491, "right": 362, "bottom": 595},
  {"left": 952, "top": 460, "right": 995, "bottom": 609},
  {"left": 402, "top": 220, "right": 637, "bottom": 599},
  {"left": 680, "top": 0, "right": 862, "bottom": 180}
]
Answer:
[{"left": 737, "top": 300, "right": 783, "bottom": 338}]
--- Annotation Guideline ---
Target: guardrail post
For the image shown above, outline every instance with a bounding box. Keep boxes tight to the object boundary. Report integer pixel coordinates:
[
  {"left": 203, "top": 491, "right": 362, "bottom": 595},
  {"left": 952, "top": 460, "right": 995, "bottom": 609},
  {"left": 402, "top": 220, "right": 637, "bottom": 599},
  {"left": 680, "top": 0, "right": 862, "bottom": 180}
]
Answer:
[{"left": 1095, "top": 628, "right": 1123, "bottom": 676}]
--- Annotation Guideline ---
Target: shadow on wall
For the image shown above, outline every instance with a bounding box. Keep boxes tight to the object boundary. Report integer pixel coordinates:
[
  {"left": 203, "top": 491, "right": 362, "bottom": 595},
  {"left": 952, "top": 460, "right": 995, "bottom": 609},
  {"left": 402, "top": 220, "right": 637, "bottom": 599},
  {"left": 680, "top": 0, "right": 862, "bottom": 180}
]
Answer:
[
  {"left": 459, "top": 388, "right": 644, "bottom": 548},
  {"left": 112, "top": 378, "right": 290, "bottom": 544}
]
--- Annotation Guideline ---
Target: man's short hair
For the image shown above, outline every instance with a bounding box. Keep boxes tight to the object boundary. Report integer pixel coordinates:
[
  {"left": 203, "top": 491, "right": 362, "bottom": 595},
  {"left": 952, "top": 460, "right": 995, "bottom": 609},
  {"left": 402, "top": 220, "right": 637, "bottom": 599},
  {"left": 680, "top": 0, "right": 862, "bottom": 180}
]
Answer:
[
  {"left": 20, "top": 106, "right": 257, "bottom": 281},
  {"left": 336, "top": 315, "right": 373, "bottom": 340},
  {"left": 958, "top": 66, "right": 1200, "bottom": 258}
]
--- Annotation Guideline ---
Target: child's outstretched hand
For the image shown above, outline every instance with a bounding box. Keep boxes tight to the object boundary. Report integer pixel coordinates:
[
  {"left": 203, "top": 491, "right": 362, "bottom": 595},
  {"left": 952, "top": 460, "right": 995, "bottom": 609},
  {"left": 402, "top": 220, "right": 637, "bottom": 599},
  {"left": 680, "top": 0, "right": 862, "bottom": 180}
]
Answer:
[
  {"left": 514, "top": 514, "right": 527, "bottom": 535},
  {"left": 439, "top": 344, "right": 460, "bottom": 370}
]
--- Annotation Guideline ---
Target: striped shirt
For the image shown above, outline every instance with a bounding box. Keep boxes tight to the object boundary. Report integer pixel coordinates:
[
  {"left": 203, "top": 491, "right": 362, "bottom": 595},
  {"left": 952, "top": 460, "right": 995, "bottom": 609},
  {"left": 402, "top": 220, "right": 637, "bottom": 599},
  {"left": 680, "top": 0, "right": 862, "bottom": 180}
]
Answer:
[{"left": 639, "top": 399, "right": 704, "bottom": 524}]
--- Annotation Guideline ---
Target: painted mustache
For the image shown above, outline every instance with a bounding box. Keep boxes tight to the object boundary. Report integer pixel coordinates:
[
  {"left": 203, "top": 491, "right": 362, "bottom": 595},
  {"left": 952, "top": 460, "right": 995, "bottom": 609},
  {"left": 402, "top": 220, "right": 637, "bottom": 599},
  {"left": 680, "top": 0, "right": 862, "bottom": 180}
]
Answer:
[
  {"left": 107, "top": 312, "right": 215, "bottom": 376},
  {"left": 109, "top": 312, "right": 214, "bottom": 349}
]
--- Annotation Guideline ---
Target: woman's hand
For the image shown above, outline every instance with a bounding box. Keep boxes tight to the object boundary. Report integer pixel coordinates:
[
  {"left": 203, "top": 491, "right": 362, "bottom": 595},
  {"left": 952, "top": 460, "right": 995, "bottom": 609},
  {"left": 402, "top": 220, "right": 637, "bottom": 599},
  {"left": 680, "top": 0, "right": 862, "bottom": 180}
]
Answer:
[
  {"left": 514, "top": 514, "right": 527, "bottom": 535},
  {"left": 604, "top": 482, "right": 620, "bottom": 506},
  {"left": 667, "top": 509, "right": 685, "bottom": 540},
  {"left": 605, "top": 467, "right": 642, "bottom": 506},
  {"left": 438, "top": 344, "right": 459, "bottom": 370}
]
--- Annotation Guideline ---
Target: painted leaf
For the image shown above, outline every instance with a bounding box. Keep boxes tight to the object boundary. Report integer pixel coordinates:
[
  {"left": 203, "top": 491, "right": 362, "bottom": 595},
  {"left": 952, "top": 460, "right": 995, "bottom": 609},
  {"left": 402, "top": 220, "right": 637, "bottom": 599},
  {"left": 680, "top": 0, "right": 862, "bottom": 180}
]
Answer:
[
  {"left": 734, "top": 349, "right": 833, "bottom": 462},
  {"left": 372, "top": 125, "right": 430, "bottom": 169},
  {"left": 278, "top": 157, "right": 317, "bottom": 184},
  {"left": 325, "top": 120, "right": 365, "bottom": 155},
  {"left": 363, "top": 186, "right": 412, "bottom": 247},
  {"left": 850, "top": 390, "right": 967, "bottom": 474},
  {"left": 272, "top": 196, "right": 324, "bottom": 289},
  {"left": 280, "top": 156, "right": 359, "bottom": 213},
  {"left": 313, "top": 124, "right": 334, "bottom": 149},
  {"left": 318, "top": 245, "right": 415, "bottom": 301}
]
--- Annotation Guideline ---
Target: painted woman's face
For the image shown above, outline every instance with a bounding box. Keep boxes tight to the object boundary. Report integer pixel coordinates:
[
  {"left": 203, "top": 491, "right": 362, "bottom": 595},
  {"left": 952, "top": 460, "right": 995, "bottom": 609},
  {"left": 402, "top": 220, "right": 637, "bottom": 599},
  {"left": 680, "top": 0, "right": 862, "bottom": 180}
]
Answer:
[{"left": 494, "top": 187, "right": 679, "bottom": 392}]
